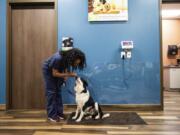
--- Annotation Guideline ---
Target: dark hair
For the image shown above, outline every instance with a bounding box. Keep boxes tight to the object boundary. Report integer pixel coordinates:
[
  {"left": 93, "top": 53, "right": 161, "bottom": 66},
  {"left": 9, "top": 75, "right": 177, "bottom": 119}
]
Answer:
[{"left": 60, "top": 48, "right": 86, "bottom": 71}]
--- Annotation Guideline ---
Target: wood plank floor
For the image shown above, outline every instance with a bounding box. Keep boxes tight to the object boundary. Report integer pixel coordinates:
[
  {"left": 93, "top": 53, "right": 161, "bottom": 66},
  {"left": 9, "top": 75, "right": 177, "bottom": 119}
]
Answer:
[{"left": 0, "top": 91, "right": 180, "bottom": 135}]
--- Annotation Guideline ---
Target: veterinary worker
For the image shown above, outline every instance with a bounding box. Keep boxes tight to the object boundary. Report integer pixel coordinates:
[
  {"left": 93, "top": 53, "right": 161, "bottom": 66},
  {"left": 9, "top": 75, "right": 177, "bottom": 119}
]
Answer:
[{"left": 42, "top": 37, "right": 86, "bottom": 122}]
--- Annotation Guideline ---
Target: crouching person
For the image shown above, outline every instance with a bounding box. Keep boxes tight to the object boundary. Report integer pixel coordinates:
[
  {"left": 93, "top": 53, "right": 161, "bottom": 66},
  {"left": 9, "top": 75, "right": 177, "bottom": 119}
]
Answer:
[{"left": 42, "top": 37, "right": 86, "bottom": 122}]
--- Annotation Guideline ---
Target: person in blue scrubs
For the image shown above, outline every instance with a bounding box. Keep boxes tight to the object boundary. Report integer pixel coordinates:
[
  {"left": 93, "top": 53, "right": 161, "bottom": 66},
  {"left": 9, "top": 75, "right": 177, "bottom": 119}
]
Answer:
[{"left": 42, "top": 37, "right": 86, "bottom": 122}]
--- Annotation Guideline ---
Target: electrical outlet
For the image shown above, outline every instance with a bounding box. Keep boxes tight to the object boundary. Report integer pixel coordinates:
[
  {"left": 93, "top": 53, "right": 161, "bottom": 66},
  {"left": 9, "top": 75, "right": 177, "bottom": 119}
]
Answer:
[
  {"left": 121, "top": 51, "right": 126, "bottom": 59},
  {"left": 127, "top": 51, "right": 131, "bottom": 59}
]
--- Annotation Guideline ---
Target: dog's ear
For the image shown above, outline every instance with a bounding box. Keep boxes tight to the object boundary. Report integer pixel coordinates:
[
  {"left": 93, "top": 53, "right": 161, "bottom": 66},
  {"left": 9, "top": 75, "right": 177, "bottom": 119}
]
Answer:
[{"left": 81, "top": 78, "right": 88, "bottom": 87}]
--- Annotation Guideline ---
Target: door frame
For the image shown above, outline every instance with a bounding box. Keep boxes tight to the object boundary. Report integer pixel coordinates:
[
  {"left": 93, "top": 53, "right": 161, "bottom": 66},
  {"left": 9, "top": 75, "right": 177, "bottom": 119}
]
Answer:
[{"left": 6, "top": 0, "right": 58, "bottom": 110}]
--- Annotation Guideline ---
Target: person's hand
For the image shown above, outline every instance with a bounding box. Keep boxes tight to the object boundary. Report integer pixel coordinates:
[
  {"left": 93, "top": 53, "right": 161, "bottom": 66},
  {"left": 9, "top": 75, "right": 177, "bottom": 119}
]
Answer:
[{"left": 68, "top": 72, "right": 77, "bottom": 77}]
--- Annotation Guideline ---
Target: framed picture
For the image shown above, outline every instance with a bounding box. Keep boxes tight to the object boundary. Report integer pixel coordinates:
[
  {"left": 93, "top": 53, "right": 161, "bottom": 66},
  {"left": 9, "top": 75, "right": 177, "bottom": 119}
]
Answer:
[{"left": 88, "top": 0, "right": 128, "bottom": 21}]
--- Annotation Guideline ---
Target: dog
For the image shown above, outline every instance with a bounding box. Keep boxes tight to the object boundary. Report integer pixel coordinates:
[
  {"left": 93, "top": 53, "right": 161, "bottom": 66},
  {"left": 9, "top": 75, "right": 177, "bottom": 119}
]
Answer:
[{"left": 72, "top": 76, "right": 110, "bottom": 122}]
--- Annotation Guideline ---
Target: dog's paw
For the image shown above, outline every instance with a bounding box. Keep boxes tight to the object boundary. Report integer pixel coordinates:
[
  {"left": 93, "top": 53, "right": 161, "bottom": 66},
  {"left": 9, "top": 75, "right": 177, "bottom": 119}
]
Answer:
[
  {"left": 85, "top": 116, "right": 92, "bottom": 120},
  {"left": 76, "top": 119, "right": 81, "bottom": 122},
  {"left": 72, "top": 116, "right": 77, "bottom": 120},
  {"left": 95, "top": 115, "right": 100, "bottom": 119}
]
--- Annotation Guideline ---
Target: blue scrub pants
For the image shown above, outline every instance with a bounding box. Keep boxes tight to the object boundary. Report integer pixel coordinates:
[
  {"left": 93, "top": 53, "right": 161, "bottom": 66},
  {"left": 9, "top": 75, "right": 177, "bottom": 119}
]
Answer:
[{"left": 42, "top": 68, "right": 64, "bottom": 119}]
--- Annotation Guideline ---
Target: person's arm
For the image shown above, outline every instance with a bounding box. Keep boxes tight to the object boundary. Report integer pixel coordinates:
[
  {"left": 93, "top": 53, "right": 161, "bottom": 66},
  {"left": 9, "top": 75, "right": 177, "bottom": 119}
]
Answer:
[{"left": 52, "top": 68, "right": 77, "bottom": 78}]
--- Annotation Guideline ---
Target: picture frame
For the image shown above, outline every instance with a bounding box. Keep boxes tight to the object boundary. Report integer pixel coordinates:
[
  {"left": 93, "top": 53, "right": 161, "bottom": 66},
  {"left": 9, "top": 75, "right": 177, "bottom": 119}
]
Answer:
[{"left": 88, "top": 0, "right": 128, "bottom": 21}]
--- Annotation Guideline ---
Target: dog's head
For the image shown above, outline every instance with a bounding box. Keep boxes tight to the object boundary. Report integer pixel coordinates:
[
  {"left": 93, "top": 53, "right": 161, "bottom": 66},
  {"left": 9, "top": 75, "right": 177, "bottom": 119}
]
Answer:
[{"left": 74, "top": 77, "right": 88, "bottom": 93}]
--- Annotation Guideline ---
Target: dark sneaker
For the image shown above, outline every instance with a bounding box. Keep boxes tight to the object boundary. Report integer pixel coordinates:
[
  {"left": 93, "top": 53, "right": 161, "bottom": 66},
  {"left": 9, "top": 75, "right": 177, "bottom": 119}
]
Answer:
[{"left": 48, "top": 117, "right": 60, "bottom": 123}]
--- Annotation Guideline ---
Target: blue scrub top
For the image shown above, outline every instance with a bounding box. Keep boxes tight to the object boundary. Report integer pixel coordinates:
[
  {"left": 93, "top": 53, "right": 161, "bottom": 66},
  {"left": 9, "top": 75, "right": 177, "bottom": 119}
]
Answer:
[{"left": 43, "top": 52, "right": 65, "bottom": 80}]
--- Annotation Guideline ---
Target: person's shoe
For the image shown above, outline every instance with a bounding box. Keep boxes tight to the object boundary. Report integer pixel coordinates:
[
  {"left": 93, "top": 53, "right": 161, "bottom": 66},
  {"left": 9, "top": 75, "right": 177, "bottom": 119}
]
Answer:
[{"left": 47, "top": 117, "right": 60, "bottom": 123}]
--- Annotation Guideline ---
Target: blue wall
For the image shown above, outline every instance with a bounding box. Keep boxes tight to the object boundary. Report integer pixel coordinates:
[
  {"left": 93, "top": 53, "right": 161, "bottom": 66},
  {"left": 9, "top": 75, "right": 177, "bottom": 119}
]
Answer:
[
  {"left": 59, "top": 0, "right": 161, "bottom": 104},
  {"left": 0, "top": 0, "right": 6, "bottom": 104},
  {"left": 0, "top": 0, "right": 161, "bottom": 105}
]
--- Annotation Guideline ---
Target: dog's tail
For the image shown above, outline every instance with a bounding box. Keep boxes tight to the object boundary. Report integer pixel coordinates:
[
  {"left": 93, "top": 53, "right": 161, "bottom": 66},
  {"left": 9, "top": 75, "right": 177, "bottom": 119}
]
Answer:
[{"left": 102, "top": 113, "right": 110, "bottom": 119}]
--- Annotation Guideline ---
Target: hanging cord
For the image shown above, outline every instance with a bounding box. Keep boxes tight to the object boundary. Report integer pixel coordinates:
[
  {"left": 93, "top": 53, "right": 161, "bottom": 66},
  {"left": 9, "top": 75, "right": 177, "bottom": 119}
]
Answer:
[{"left": 121, "top": 56, "right": 133, "bottom": 89}]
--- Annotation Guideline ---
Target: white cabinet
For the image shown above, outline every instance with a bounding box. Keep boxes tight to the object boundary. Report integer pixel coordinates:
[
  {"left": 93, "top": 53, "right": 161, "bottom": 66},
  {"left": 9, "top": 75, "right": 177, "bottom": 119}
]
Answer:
[{"left": 164, "top": 67, "right": 180, "bottom": 90}]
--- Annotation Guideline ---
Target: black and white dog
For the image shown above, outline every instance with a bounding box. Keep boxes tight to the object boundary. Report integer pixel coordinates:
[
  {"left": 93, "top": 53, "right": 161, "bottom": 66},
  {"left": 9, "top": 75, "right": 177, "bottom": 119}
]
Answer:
[{"left": 72, "top": 77, "right": 110, "bottom": 122}]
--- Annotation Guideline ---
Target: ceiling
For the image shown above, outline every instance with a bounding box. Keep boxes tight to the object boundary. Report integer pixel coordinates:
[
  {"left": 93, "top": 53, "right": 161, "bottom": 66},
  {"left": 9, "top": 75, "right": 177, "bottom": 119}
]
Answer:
[{"left": 162, "top": 3, "right": 180, "bottom": 19}]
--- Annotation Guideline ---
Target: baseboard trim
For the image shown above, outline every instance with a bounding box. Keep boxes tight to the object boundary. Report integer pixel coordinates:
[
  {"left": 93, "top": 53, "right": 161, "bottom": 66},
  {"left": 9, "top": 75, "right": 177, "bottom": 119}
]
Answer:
[
  {"left": 64, "top": 104, "right": 163, "bottom": 111},
  {"left": 0, "top": 104, "right": 6, "bottom": 110}
]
